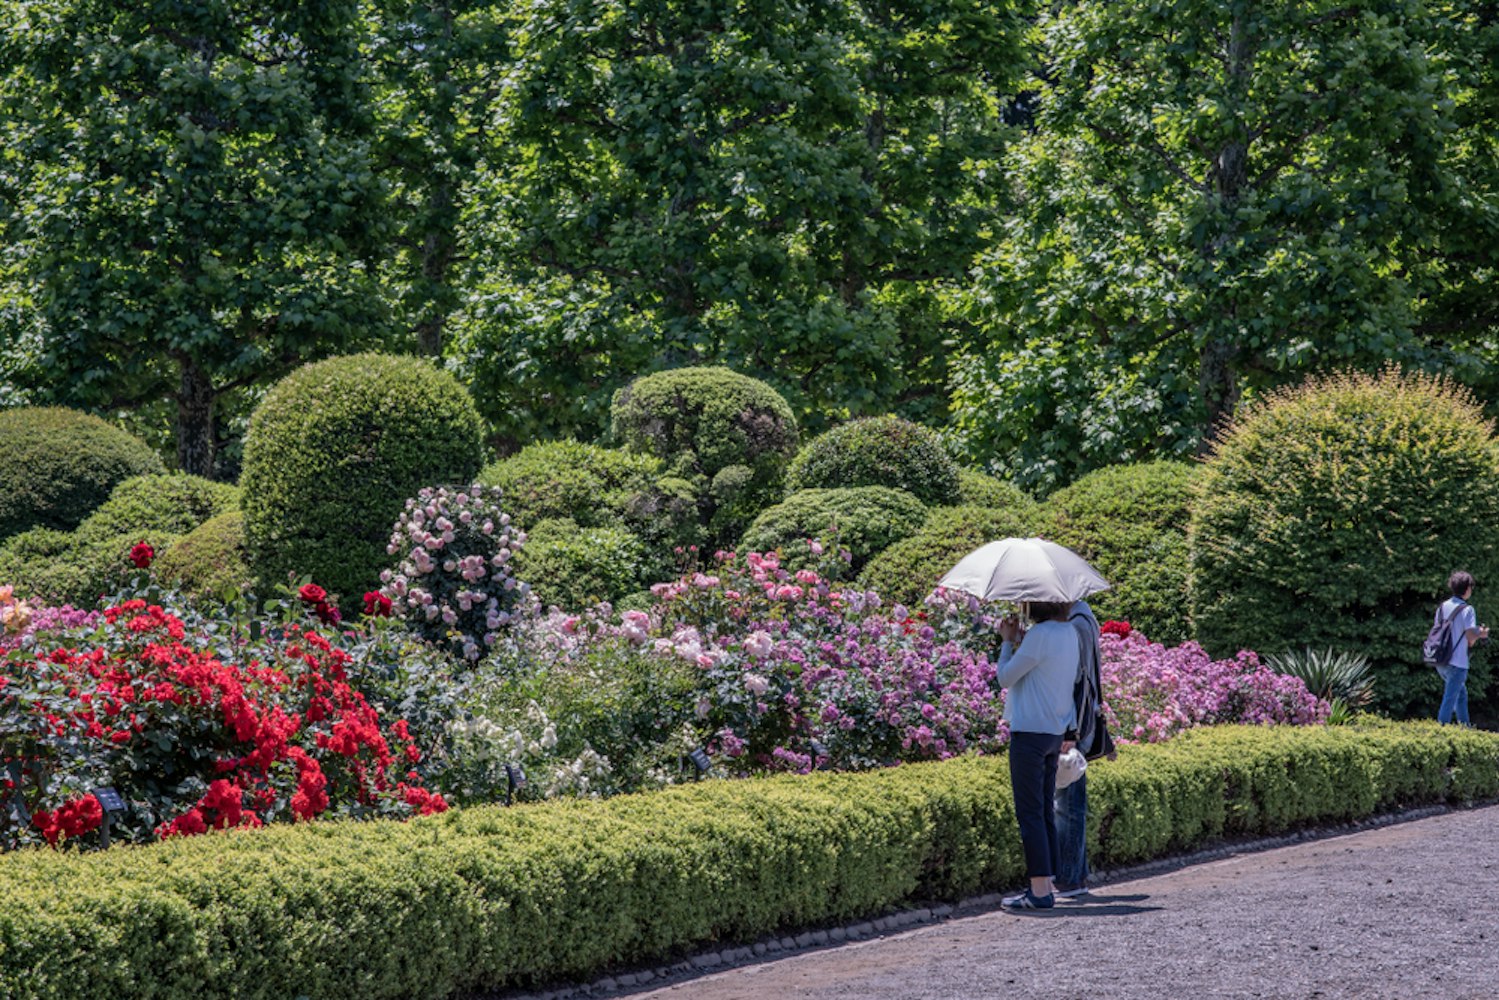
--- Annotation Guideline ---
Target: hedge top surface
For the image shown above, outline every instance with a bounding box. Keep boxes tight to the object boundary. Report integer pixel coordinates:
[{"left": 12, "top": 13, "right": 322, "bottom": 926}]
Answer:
[
  {"left": 741, "top": 486, "right": 929, "bottom": 573},
  {"left": 1190, "top": 369, "right": 1499, "bottom": 715},
  {"left": 240, "top": 353, "right": 485, "bottom": 600},
  {"left": 786, "top": 415, "right": 962, "bottom": 505},
  {"left": 0, "top": 407, "right": 165, "bottom": 539},
  {"left": 72, "top": 473, "right": 242, "bottom": 547},
  {"left": 955, "top": 469, "right": 1038, "bottom": 514},
  {"left": 610, "top": 366, "right": 799, "bottom": 480}
]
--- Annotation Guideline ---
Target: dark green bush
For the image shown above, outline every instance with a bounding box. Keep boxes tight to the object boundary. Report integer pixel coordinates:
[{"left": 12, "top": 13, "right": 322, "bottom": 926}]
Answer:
[
  {"left": 241, "top": 354, "right": 485, "bottom": 602},
  {"left": 740, "top": 487, "right": 928, "bottom": 574},
  {"left": 154, "top": 511, "right": 255, "bottom": 603},
  {"left": 71, "top": 474, "right": 241, "bottom": 548},
  {"left": 611, "top": 367, "right": 799, "bottom": 542},
  {"left": 786, "top": 415, "right": 961, "bottom": 505},
  {"left": 0, "top": 722, "right": 1492, "bottom": 1000},
  {"left": 955, "top": 468, "right": 1039, "bottom": 514},
  {"left": 0, "top": 407, "right": 164, "bottom": 540},
  {"left": 1190, "top": 370, "right": 1499, "bottom": 718},
  {"left": 513, "top": 518, "right": 648, "bottom": 610},
  {"left": 1040, "top": 461, "right": 1196, "bottom": 643},
  {"left": 476, "top": 440, "right": 661, "bottom": 531},
  {"left": 0, "top": 528, "right": 84, "bottom": 604},
  {"left": 859, "top": 505, "right": 1037, "bottom": 608}
]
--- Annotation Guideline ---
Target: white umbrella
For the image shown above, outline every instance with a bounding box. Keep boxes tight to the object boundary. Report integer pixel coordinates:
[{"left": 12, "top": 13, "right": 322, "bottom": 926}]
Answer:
[{"left": 938, "top": 537, "right": 1110, "bottom": 604}]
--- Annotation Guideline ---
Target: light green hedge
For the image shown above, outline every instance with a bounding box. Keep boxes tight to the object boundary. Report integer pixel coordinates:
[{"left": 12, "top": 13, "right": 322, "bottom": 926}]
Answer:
[{"left": 1, "top": 723, "right": 1496, "bottom": 999}]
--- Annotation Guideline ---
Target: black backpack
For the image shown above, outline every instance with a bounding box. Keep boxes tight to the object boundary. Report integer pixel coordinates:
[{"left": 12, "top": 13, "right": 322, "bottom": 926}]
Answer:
[
  {"left": 1422, "top": 598, "right": 1465, "bottom": 667},
  {"left": 1069, "top": 612, "right": 1116, "bottom": 761}
]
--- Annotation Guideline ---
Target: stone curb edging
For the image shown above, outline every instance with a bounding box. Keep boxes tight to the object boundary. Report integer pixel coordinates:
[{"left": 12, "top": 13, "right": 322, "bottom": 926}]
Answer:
[{"left": 481, "top": 798, "right": 1493, "bottom": 1000}]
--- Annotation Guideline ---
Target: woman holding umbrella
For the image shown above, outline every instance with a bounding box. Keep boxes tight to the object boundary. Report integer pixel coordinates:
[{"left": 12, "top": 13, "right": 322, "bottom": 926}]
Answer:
[
  {"left": 994, "top": 600, "right": 1078, "bottom": 909},
  {"left": 938, "top": 537, "right": 1109, "bottom": 911}
]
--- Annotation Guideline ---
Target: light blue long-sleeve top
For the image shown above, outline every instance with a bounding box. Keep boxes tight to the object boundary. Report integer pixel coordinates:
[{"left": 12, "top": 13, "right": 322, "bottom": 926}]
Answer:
[{"left": 996, "top": 619, "right": 1079, "bottom": 736}]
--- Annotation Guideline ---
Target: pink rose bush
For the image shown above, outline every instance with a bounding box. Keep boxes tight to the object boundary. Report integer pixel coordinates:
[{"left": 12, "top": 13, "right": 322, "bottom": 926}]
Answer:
[{"left": 1099, "top": 627, "right": 1329, "bottom": 742}]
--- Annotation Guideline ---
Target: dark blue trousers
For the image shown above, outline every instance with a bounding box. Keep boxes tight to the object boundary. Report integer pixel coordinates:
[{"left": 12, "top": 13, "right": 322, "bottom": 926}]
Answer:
[{"left": 1008, "top": 730, "right": 1064, "bottom": 879}]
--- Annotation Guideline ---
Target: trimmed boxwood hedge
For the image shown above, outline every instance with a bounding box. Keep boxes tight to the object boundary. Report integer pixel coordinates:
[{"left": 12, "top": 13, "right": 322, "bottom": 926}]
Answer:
[
  {"left": 241, "top": 354, "right": 485, "bottom": 602},
  {"left": 476, "top": 440, "right": 661, "bottom": 531},
  {"left": 955, "top": 468, "right": 1038, "bottom": 514},
  {"left": 0, "top": 722, "right": 1493, "bottom": 1000},
  {"left": 0, "top": 407, "right": 165, "bottom": 540},
  {"left": 513, "top": 518, "right": 648, "bottom": 610},
  {"left": 786, "top": 416, "right": 962, "bottom": 505}
]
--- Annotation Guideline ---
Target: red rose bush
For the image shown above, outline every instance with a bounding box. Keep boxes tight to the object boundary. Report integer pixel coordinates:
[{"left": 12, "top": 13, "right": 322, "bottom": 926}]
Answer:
[{"left": 1, "top": 592, "right": 446, "bottom": 851}]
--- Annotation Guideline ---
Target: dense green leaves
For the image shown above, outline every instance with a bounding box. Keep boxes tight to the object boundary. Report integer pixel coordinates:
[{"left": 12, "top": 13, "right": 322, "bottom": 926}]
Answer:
[{"left": 0, "top": 0, "right": 393, "bottom": 475}]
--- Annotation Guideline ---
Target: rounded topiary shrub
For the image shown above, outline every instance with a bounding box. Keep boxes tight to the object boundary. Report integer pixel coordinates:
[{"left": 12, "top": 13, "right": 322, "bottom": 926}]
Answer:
[
  {"left": 740, "top": 487, "right": 928, "bottom": 575},
  {"left": 956, "top": 468, "right": 1039, "bottom": 515},
  {"left": 476, "top": 440, "right": 661, "bottom": 530},
  {"left": 513, "top": 518, "right": 647, "bottom": 611},
  {"left": 0, "top": 528, "right": 84, "bottom": 604},
  {"left": 154, "top": 511, "right": 255, "bottom": 603},
  {"left": 72, "top": 474, "right": 241, "bottom": 548},
  {"left": 241, "top": 354, "right": 485, "bottom": 602},
  {"left": 859, "top": 505, "right": 1038, "bottom": 609},
  {"left": 611, "top": 366, "right": 799, "bottom": 540},
  {"left": 1190, "top": 369, "right": 1499, "bottom": 718},
  {"left": 1040, "top": 461, "right": 1196, "bottom": 644},
  {"left": 0, "top": 407, "right": 165, "bottom": 540},
  {"left": 785, "top": 416, "right": 962, "bottom": 505}
]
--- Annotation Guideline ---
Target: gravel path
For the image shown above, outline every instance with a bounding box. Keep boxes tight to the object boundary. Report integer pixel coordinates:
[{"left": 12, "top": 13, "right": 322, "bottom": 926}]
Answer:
[{"left": 612, "top": 804, "right": 1499, "bottom": 1000}]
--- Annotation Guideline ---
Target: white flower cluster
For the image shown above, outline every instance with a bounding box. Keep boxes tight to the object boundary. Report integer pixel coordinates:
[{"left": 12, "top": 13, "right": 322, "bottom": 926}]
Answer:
[{"left": 381, "top": 483, "right": 532, "bottom": 660}]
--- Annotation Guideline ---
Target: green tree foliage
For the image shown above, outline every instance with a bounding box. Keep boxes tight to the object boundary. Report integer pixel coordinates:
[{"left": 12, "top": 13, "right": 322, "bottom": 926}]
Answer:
[
  {"left": 1190, "top": 370, "right": 1499, "bottom": 718},
  {"left": 0, "top": 0, "right": 392, "bottom": 477},
  {"left": 365, "top": 0, "right": 510, "bottom": 356},
  {"left": 0, "top": 408, "right": 165, "bottom": 540},
  {"left": 1040, "top": 461, "right": 1197, "bottom": 644},
  {"left": 241, "top": 354, "right": 484, "bottom": 602},
  {"left": 954, "top": 0, "right": 1498, "bottom": 491},
  {"left": 786, "top": 416, "right": 962, "bottom": 506},
  {"left": 453, "top": 0, "right": 1028, "bottom": 442}
]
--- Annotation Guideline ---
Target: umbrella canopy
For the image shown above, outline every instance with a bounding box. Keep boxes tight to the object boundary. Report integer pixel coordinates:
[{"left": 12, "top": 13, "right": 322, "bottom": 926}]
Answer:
[{"left": 938, "top": 537, "right": 1110, "bottom": 604}]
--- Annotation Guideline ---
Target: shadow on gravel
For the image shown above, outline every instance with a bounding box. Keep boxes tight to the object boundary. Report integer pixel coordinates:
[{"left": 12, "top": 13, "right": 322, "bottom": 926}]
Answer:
[{"left": 1005, "top": 894, "right": 1161, "bottom": 918}]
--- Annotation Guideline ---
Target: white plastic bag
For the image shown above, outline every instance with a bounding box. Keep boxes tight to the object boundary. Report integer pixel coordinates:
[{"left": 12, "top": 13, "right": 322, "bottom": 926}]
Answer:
[{"left": 1056, "top": 747, "right": 1087, "bottom": 790}]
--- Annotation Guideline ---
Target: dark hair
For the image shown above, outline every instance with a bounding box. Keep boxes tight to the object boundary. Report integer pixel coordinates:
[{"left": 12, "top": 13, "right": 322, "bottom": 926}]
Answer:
[
  {"left": 1449, "top": 570, "right": 1475, "bottom": 598},
  {"left": 1025, "top": 600, "right": 1072, "bottom": 623}
]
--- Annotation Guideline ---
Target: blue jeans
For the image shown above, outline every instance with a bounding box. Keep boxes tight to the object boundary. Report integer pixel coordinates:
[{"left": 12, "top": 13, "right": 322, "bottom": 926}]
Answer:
[
  {"left": 1008, "top": 731, "right": 1063, "bottom": 879},
  {"left": 1437, "top": 664, "right": 1470, "bottom": 725},
  {"left": 1055, "top": 773, "right": 1088, "bottom": 889}
]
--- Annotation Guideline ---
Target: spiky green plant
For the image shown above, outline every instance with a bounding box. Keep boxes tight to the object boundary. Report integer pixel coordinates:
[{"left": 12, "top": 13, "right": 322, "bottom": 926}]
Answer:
[{"left": 1263, "top": 647, "right": 1376, "bottom": 709}]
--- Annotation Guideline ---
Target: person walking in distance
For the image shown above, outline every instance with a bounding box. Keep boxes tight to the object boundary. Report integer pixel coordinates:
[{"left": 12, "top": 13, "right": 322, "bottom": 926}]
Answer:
[
  {"left": 1436, "top": 571, "right": 1488, "bottom": 726},
  {"left": 995, "top": 600, "right": 1079, "bottom": 910}
]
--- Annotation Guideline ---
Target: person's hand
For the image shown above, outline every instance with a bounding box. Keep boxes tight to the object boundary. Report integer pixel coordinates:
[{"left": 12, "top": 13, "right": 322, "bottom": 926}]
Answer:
[
  {"left": 997, "top": 615, "right": 1021, "bottom": 643},
  {"left": 1061, "top": 740, "right": 1076, "bottom": 754}
]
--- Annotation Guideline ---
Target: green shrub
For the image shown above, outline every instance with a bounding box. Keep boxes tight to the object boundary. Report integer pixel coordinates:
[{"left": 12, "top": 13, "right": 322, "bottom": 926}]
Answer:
[
  {"left": 611, "top": 367, "right": 799, "bottom": 541},
  {"left": 241, "top": 354, "right": 485, "bottom": 602},
  {"left": 153, "top": 511, "right": 255, "bottom": 603},
  {"left": 0, "top": 475, "right": 238, "bottom": 605},
  {"left": 1040, "top": 461, "right": 1196, "bottom": 643},
  {"left": 0, "top": 407, "right": 164, "bottom": 540},
  {"left": 0, "top": 722, "right": 1493, "bottom": 1000},
  {"left": 859, "top": 505, "right": 1037, "bottom": 608},
  {"left": 476, "top": 440, "right": 661, "bottom": 531},
  {"left": 955, "top": 468, "right": 1039, "bottom": 513},
  {"left": 741, "top": 487, "right": 928, "bottom": 574},
  {"left": 786, "top": 415, "right": 961, "bottom": 505},
  {"left": 1190, "top": 370, "right": 1499, "bottom": 718},
  {"left": 512, "top": 518, "right": 647, "bottom": 610}
]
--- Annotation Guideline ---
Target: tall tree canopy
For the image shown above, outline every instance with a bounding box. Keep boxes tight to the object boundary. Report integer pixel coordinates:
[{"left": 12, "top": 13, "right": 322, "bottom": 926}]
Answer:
[
  {"left": 953, "top": 0, "right": 1499, "bottom": 490},
  {"left": 0, "top": 0, "right": 391, "bottom": 476},
  {"left": 451, "top": 0, "right": 1029, "bottom": 445}
]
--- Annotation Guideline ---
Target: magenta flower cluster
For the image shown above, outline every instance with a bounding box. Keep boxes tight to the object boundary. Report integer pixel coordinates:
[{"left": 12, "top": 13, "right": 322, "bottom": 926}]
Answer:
[{"left": 1099, "top": 631, "right": 1329, "bottom": 742}]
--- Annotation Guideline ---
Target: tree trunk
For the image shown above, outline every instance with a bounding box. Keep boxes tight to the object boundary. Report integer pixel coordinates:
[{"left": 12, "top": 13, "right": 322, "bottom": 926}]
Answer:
[
  {"left": 1198, "top": 338, "right": 1240, "bottom": 451},
  {"left": 414, "top": 177, "right": 455, "bottom": 357},
  {"left": 176, "top": 358, "right": 216, "bottom": 477}
]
